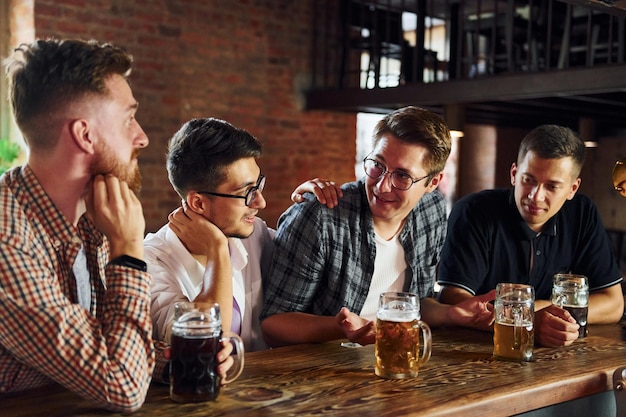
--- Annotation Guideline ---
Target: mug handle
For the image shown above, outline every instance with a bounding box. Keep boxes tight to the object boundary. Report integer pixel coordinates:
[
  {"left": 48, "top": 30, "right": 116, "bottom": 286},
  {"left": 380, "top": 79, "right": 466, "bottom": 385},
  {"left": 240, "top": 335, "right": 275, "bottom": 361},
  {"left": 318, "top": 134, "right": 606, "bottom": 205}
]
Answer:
[
  {"left": 417, "top": 320, "right": 432, "bottom": 366},
  {"left": 221, "top": 332, "right": 245, "bottom": 384},
  {"left": 552, "top": 293, "right": 566, "bottom": 308},
  {"left": 512, "top": 306, "right": 523, "bottom": 349}
]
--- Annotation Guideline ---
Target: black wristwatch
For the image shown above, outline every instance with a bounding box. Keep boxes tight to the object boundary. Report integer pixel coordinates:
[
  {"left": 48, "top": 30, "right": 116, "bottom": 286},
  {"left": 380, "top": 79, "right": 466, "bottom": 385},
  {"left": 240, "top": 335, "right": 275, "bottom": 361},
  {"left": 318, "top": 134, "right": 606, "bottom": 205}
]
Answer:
[{"left": 109, "top": 255, "right": 148, "bottom": 272}]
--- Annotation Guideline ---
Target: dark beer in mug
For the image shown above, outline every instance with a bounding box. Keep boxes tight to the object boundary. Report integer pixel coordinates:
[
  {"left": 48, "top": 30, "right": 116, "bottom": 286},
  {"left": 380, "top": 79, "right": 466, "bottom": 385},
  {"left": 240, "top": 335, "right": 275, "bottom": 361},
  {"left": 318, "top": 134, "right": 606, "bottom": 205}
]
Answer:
[
  {"left": 169, "top": 333, "right": 222, "bottom": 403},
  {"left": 563, "top": 304, "right": 589, "bottom": 338},
  {"left": 552, "top": 274, "right": 589, "bottom": 339}
]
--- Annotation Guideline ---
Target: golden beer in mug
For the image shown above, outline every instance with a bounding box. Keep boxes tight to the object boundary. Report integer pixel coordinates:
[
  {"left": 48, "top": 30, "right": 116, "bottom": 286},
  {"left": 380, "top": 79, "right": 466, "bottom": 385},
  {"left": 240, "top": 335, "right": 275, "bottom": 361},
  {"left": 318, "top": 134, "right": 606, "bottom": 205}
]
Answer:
[
  {"left": 493, "top": 283, "right": 534, "bottom": 362},
  {"left": 493, "top": 321, "right": 535, "bottom": 361},
  {"left": 375, "top": 292, "right": 431, "bottom": 379}
]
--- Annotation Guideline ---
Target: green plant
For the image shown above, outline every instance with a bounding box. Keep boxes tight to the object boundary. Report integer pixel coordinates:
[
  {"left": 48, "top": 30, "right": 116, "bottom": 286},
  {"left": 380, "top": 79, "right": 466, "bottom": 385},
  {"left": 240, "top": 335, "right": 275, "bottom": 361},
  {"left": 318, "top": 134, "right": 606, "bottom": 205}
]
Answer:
[{"left": 0, "top": 139, "right": 21, "bottom": 174}]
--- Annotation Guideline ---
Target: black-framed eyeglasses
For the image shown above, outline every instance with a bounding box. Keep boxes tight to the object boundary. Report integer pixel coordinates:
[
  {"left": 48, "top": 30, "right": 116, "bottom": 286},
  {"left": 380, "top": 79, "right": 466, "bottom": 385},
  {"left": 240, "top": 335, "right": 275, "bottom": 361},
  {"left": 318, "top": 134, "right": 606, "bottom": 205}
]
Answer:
[
  {"left": 197, "top": 175, "right": 266, "bottom": 206},
  {"left": 363, "top": 158, "right": 429, "bottom": 190}
]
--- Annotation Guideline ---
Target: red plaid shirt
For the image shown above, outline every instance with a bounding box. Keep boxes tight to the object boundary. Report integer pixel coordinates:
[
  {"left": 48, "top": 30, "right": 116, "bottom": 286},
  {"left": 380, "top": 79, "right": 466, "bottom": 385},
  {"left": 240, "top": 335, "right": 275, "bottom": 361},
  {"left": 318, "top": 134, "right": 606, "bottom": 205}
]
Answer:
[{"left": 0, "top": 166, "right": 164, "bottom": 412}]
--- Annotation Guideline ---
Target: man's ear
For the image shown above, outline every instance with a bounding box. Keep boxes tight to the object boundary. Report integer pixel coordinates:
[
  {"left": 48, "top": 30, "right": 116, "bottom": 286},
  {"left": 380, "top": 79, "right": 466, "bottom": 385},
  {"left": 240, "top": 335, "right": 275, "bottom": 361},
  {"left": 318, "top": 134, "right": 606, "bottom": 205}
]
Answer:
[
  {"left": 69, "top": 119, "right": 95, "bottom": 154},
  {"left": 510, "top": 163, "right": 518, "bottom": 186},
  {"left": 424, "top": 172, "right": 443, "bottom": 193},
  {"left": 567, "top": 177, "right": 581, "bottom": 200},
  {"left": 186, "top": 192, "right": 207, "bottom": 214}
]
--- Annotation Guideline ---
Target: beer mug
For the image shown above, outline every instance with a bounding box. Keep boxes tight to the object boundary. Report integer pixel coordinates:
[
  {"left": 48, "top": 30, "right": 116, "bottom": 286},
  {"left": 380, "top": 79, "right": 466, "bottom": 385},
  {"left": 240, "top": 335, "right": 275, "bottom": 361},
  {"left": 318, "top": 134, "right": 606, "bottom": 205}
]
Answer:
[
  {"left": 493, "top": 283, "right": 535, "bottom": 362},
  {"left": 169, "top": 302, "right": 245, "bottom": 403},
  {"left": 375, "top": 292, "right": 432, "bottom": 379},
  {"left": 552, "top": 274, "right": 589, "bottom": 338}
]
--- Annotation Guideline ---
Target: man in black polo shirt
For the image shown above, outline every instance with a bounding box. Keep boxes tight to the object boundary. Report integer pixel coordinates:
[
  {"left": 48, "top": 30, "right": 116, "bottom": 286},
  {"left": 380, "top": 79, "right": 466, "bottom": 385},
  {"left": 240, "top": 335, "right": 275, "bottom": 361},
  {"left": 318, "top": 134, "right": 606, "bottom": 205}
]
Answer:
[{"left": 438, "top": 125, "right": 623, "bottom": 348}]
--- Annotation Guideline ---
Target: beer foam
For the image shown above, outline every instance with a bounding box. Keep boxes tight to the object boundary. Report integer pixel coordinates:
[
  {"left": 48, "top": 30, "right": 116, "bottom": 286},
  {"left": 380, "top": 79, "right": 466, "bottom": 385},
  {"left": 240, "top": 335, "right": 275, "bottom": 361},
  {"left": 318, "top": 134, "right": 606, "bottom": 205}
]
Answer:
[
  {"left": 377, "top": 310, "right": 420, "bottom": 322},
  {"left": 495, "top": 319, "right": 533, "bottom": 328}
]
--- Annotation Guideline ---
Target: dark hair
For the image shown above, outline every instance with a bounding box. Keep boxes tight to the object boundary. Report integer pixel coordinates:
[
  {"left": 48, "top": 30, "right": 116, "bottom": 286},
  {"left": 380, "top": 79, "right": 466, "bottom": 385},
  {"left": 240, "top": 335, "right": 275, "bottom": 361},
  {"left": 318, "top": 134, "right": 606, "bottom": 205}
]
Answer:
[
  {"left": 518, "top": 125, "right": 586, "bottom": 177},
  {"left": 373, "top": 106, "right": 452, "bottom": 178},
  {"left": 167, "top": 118, "right": 262, "bottom": 198},
  {"left": 4, "top": 38, "right": 133, "bottom": 149}
]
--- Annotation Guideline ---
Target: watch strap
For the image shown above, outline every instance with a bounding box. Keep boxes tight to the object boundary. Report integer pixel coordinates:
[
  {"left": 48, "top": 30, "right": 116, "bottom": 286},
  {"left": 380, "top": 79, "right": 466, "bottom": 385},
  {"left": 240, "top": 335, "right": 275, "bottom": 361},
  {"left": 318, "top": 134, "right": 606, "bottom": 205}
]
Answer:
[{"left": 108, "top": 255, "right": 148, "bottom": 272}]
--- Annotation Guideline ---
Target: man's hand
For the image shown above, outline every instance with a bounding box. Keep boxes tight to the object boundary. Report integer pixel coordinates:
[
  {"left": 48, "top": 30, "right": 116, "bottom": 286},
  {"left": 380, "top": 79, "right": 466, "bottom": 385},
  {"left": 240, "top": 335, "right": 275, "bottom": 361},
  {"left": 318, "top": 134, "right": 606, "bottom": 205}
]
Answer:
[
  {"left": 447, "top": 290, "right": 496, "bottom": 331},
  {"left": 291, "top": 178, "right": 343, "bottom": 208},
  {"left": 168, "top": 203, "right": 228, "bottom": 257},
  {"left": 86, "top": 174, "right": 145, "bottom": 259},
  {"left": 335, "top": 307, "right": 375, "bottom": 345},
  {"left": 216, "top": 339, "right": 235, "bottom": 386},
  {"left": 534, "top": 304, "right": 580, "bottom": 347},
  {"left": 163, "top": 339, "right": 235, "bottom": 386}
]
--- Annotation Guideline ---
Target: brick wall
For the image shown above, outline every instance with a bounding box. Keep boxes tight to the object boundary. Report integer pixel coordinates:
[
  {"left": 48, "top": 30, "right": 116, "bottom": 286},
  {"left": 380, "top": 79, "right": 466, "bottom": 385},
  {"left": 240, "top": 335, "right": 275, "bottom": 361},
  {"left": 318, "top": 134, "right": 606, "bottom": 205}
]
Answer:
[{"left": 32, "top": 0, "right": 357, "bottom": 231}]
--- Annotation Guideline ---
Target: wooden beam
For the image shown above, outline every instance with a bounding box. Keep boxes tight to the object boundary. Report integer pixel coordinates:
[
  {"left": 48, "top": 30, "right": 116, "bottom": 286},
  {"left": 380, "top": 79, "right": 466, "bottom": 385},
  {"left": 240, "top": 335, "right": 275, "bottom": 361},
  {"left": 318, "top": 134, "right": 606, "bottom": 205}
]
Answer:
[
  {"left": 305, "top": 64, "right": 626, "bottom": 110},
  {"left": 559, "top": 0, "right": 626, "bottom": 17}
]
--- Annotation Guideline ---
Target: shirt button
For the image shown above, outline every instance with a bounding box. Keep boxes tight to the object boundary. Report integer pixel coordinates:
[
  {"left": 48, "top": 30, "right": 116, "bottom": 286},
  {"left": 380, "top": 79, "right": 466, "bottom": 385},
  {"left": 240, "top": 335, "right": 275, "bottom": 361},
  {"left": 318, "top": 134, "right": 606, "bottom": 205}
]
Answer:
[
  {"left": 53, "top": 239, "right": 62, "bottom": 249},
  {"left": 536, "top": 250, "right": 541, "bottom": 256}
]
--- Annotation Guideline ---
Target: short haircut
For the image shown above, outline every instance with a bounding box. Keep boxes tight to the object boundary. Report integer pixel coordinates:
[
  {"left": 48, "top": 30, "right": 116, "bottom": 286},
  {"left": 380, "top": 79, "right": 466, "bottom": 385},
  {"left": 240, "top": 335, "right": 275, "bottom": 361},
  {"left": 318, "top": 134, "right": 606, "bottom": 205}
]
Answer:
[
  {"left": 4, "top": 38, "right": 133, "bottom": 149},
  {"left": 518, "top": 125, "right": 586, "bottom": 178},
  {"left": 372, "top": 106, "right": 452, "bottom": 179},
  {"left": 167, "top": 118, "right": 262, "bottom": 199}
]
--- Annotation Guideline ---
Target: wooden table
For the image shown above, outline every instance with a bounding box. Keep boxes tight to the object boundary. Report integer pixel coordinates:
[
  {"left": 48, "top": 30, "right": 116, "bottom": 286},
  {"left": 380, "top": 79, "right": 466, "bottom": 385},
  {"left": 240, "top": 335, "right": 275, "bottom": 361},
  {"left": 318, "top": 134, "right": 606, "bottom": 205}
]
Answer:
[{"left": 4, "top": 324, "right": 626, "bottom": 416}]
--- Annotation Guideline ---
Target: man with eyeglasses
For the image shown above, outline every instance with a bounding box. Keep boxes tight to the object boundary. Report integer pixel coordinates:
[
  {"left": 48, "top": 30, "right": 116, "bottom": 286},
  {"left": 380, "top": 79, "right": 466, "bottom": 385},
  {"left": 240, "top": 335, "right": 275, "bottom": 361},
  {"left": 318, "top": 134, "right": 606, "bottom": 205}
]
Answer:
[
  {"left": 146, "top": 118, "right": 338, "bottom": 352},
  {"left": 260, "top": 106, "right": 496, "bottom": 347},
  {"left": 144, "top": 117, "right": 272, "bottom": 353}
]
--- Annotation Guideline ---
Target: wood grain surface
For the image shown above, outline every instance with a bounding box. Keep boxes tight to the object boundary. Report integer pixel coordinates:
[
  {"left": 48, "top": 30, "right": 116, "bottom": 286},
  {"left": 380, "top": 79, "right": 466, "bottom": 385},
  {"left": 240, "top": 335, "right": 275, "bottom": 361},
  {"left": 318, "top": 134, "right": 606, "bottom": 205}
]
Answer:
[{"left": 4, "top": 324, "right": 625, "bottom": 416}]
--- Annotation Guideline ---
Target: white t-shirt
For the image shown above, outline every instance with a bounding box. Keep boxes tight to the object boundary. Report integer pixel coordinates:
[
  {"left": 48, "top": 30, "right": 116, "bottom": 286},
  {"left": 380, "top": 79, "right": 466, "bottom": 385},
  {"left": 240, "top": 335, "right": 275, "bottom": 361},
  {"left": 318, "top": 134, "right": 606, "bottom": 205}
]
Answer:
[
  {"left": 72, "top": 245, "right": 91, "bottom": 310},
  {"left": 359, "top": 232, "right": 407, "bottom": 321}
]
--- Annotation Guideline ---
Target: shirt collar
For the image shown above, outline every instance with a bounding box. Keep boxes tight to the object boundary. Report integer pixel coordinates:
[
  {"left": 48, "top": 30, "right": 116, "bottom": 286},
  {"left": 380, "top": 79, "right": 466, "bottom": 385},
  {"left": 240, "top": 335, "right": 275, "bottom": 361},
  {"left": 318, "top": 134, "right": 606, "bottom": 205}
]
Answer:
[
  {"left": 162, "top": 226, "right": 206, "bottom": 286},
  {"left": 160, "top": 226, "right": 249, "bottom": 282},
  {"left": 228, "top": 237, "right": 249, "bottom": 273},
  {"left": 19, "top": 165, "right": 104, "bottom": 249}
]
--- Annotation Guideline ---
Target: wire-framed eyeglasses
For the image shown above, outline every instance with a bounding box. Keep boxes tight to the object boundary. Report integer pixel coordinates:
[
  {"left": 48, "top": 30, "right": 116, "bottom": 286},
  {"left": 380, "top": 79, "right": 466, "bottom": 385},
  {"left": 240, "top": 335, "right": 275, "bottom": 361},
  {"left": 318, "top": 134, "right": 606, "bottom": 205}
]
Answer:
[
  {"left": 363, "top": 158, "right": 429, "bottom": 190},
  {"left": 198, "top": 175, "right": 266, "bottom": 206}
]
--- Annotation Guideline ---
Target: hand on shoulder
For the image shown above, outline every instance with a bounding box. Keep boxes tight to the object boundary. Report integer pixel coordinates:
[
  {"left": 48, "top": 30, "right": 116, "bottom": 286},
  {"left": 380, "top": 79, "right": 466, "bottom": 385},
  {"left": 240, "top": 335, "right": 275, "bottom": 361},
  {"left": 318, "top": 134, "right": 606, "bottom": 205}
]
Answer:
[{"left": 291, "top": 178, "right": 344, "bottom": 208}]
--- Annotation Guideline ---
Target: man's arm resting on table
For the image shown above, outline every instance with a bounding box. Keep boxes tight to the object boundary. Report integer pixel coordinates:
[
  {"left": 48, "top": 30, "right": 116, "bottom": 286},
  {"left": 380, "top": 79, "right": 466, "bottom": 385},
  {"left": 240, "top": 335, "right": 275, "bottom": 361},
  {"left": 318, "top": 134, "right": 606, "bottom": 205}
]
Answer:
[
  {"left": 261, "top": 312, "right": 345, "bottom": 347},
  {"left": 440, "top": 283, "right": 579, "bottom": 346},
  {"left": 440, "top": 284, "right": 553, "bottom": 309},
  {"left": 588, "top": 284, "right": 624, "bottom": 324},
  {"left": 438, "top": 284, "right": 473, "bottom": 305},
  {"left": 534, "top": 283, "right": 623, "bottom": 323},
  {"left": 422, "top": 292, "right": 495, "bottom": 331}
]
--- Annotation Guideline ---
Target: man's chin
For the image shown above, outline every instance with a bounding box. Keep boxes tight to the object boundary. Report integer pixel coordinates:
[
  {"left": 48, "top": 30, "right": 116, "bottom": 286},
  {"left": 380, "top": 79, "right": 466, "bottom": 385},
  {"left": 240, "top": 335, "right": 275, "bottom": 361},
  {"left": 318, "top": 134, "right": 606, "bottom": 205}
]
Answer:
[
  {"left": 230, "top": 231, "right": 254, "bottom": 239},
  {"left": 127, "top": 169, "right": 142, "bottom": 194},
  {"left": 228, "top": 224, "right": 255, "bottom": 239},
  {"left": 91, "top": 169, "right": 142, "bottom": 194},
  {"left": 129, "top": 181, "right": 142, "bottom": 194},
  {"left": 117, "top": 170, "right": 142, "bottom": 194}
]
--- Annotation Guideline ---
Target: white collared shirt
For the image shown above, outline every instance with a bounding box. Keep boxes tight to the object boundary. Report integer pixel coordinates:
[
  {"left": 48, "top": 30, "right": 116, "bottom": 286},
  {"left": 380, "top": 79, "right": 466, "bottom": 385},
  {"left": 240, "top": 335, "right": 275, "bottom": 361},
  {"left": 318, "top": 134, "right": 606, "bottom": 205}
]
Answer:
[{"left": 145, "top": 217, "right": 274, "bottom": 352}]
